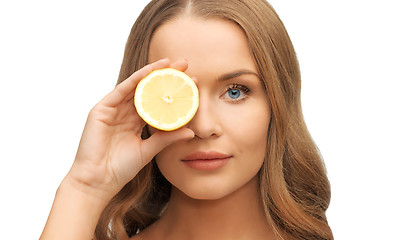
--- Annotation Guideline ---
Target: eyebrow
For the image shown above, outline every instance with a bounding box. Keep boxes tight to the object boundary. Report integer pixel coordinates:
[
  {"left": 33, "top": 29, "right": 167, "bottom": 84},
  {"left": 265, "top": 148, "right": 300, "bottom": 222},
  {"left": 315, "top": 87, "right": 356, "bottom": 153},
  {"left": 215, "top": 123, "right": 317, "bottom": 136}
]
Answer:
[{"left": 217, "top": 70, "right": 260, "bottom": 82}]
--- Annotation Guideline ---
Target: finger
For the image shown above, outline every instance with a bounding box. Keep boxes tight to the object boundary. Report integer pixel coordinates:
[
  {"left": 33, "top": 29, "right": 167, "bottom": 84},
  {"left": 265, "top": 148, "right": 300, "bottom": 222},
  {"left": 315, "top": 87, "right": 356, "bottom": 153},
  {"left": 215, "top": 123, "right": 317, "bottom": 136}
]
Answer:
[
  {"left": 170, "top": 59, "right": 188, "bottom": 72},
  {"left": 101, "top": 58, "right": 171, "bottom": 107},
  {"left": 140, "top": 127, "right": 194, "bottom": 162},
  {"left": 124, "top": 59, "right": 190, "bottom": 103}
]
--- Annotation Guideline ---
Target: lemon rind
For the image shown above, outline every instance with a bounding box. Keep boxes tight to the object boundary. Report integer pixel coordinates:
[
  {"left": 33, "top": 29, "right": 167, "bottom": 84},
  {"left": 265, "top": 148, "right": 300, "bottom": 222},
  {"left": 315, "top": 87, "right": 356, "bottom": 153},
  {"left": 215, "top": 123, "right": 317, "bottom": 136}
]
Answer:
[{"left": 134, "top": 68, "right": 199, "bottom": 131}]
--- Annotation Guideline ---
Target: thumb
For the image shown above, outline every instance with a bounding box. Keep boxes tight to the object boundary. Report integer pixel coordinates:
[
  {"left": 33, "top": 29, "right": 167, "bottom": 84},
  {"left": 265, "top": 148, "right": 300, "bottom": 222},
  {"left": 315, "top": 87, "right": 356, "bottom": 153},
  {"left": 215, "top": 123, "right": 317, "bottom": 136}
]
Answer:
[{"left": 140, "top": 127, "right": 194, "bottom": 162}]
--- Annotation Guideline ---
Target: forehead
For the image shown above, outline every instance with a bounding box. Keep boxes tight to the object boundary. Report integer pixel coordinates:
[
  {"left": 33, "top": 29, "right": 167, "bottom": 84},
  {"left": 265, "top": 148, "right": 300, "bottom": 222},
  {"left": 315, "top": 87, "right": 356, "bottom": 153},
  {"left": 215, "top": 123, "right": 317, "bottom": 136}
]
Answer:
[{"left": 148, "top": 15, "right": 256, "bottom": 73}]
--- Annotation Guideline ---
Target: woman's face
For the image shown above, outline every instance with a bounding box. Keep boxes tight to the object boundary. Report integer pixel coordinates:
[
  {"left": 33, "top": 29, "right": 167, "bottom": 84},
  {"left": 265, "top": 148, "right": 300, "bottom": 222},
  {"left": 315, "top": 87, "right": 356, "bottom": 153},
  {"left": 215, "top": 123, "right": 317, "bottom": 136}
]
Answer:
[{"left": 148, "top": 16, "right": 271, "bottom": 200}]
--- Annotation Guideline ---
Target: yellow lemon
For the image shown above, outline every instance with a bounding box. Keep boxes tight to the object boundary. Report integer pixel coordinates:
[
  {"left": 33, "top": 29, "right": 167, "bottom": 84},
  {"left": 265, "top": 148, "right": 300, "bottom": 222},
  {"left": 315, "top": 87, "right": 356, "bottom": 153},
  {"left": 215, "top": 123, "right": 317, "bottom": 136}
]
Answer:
[{"left": 134, "top": 68, "right": 199, "bottom": 131}]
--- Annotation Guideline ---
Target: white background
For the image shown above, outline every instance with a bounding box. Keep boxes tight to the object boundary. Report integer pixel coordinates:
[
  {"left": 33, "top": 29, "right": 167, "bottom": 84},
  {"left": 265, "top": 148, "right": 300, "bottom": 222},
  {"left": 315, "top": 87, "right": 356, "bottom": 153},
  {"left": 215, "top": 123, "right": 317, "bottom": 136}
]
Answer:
[{"left": 1, "top": 0, "right": 419, "bottom": 239}]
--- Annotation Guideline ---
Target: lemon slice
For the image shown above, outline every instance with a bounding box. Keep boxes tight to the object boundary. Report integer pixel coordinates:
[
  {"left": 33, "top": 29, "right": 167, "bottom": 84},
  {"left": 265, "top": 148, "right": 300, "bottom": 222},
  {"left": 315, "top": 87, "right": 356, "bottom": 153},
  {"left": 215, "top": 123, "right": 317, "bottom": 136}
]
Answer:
[{"left": 134, "top": 68, "right": 199, "bottom": 131}]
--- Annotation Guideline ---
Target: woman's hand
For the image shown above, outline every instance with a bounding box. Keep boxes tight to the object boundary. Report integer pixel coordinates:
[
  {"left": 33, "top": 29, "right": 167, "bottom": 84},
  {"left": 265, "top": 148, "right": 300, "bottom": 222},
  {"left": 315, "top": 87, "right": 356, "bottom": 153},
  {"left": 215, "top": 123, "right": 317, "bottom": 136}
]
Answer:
[
  {"left": 41, "top": 59, "right": 194, "bottom": 240},
  {"left": 66, "top": 58, "right": 194, "bottom": 200}
]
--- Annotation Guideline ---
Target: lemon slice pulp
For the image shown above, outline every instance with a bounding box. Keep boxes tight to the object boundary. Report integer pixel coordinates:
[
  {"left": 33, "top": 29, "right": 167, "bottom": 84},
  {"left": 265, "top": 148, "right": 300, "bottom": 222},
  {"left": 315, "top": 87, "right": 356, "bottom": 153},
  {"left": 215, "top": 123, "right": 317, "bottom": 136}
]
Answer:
[{"left": 134, "top": 68, "right": 199, "bottom": 131}]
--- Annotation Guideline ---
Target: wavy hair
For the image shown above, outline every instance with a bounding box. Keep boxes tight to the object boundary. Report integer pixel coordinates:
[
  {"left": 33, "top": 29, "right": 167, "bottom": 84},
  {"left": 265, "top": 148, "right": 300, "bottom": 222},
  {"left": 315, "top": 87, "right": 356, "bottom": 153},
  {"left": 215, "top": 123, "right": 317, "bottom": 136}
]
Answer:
[{"left": 95, "top": 0, "right": 333, "bottom": 239}]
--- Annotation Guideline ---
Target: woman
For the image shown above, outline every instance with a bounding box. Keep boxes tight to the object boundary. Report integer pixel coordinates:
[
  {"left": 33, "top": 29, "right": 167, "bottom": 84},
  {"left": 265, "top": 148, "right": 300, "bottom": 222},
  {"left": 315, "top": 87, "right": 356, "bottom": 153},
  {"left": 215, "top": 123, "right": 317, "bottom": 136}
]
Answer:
[{"left": 41, "top": 0, "right": 332, "bottom": 239}]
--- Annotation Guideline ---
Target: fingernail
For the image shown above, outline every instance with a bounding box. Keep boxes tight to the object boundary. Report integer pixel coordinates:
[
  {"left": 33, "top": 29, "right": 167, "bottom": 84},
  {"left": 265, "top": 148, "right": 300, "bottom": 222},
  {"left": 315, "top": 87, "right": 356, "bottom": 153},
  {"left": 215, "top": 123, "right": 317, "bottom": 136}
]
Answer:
[{"left": 182, "top": 128, "right": 195, "bottom": 140}]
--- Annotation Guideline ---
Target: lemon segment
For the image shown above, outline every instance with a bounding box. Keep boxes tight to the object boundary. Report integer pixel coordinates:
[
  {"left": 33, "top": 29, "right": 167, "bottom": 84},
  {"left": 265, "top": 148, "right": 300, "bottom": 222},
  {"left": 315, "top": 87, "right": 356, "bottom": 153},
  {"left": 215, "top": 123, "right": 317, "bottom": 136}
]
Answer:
[{"left": 134, "top": 68, "right": 199, "bottom": 131}]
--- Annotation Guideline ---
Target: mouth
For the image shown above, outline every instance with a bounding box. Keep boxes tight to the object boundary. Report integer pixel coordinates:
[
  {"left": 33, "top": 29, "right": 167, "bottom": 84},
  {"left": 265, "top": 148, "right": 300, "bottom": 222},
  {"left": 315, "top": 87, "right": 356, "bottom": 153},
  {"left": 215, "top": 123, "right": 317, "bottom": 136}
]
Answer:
[{"left": 181, "top": 151, "right": 232, "bottom": 171}]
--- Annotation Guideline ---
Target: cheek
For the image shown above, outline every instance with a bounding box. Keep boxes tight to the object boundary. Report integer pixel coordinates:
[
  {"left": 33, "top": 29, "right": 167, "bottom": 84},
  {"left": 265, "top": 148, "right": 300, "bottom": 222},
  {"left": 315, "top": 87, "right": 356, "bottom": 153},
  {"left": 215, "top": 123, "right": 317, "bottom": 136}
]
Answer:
[
  {"left": 224, "top": 101, "right": 270, "bottom": 150},
  {"left": 220, "top": 103, "right": 270, "bottom": 176},
  {"left": 154, "top": 141, "right": 180, "bottom": 170}
]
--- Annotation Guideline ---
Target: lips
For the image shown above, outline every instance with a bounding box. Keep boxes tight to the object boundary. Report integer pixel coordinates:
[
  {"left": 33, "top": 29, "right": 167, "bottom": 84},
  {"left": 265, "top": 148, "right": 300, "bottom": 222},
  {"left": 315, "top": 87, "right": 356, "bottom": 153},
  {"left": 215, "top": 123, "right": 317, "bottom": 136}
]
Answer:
[
  {"left": 182, "top": 151, "right": 231, "bottom": 171},
  {"left": 182, "top": 151, "right": 230, "bottom": 161}
]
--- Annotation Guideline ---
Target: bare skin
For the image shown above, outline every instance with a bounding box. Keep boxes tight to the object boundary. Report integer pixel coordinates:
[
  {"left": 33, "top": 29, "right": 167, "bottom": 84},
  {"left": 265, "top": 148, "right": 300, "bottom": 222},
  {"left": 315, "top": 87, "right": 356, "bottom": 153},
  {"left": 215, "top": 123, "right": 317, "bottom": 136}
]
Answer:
[
  {"left": 133, "top": 16, "right": 276, "bottom": 240},
  {"left": 136, "top": 177, "right": 275, "bottom": 240},
  {"left": 40, "top": 59, "right": 195, "bottom": 240},
  {"left": 41, "top": 15, "right": 276, "bottom": 240}
]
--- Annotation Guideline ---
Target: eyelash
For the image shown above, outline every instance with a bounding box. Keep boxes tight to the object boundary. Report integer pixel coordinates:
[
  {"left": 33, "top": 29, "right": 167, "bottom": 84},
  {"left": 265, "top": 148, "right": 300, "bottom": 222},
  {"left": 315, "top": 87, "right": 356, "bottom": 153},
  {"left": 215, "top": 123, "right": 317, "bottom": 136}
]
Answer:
[{"left": 222, "top": 84, "right": 251, "bottom": 103}]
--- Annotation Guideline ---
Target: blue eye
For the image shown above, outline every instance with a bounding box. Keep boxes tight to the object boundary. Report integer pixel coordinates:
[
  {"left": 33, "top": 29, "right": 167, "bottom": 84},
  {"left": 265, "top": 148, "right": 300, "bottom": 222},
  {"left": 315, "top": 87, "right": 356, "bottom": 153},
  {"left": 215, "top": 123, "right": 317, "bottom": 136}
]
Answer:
[
  {"left": 228, "top": 89, "right": 241, "bottom": 99},
  {"left": 222, "top": 84, "right": 250, "bottom": 102}
]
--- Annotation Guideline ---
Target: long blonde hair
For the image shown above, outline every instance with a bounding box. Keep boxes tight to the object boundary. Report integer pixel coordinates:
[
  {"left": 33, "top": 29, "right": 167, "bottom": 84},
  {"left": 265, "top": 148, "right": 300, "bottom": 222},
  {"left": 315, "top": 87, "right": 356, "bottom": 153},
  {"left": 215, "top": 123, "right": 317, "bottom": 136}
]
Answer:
[{"left": 95, "top": 0, "right": 333, "bottom": 239}]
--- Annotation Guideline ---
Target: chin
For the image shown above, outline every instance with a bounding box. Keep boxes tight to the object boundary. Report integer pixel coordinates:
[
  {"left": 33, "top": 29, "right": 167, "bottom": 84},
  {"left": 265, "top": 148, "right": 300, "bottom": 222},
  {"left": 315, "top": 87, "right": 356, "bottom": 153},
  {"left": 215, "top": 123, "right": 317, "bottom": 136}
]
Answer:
[
  {"left": 185, "top": 191, "right": 229, "bottom": 200},
  {"left": 174, "top": 183, "right": 234, "bottom": 201}
]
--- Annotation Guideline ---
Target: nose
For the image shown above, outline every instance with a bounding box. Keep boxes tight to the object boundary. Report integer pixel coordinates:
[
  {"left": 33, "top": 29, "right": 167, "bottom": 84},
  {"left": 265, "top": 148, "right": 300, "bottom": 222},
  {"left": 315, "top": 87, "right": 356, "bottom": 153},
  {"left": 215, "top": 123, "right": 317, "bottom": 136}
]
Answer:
[{"left": 187, "top": 94, "right": 222, "bottom": 139}]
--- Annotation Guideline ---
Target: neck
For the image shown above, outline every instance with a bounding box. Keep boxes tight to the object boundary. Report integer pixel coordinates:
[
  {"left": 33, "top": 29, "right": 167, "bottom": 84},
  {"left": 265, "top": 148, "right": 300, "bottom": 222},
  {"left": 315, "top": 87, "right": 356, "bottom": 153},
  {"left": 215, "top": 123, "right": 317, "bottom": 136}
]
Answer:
[{"left": 146, "top": 176, "right": 275, "bottom": 240}]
